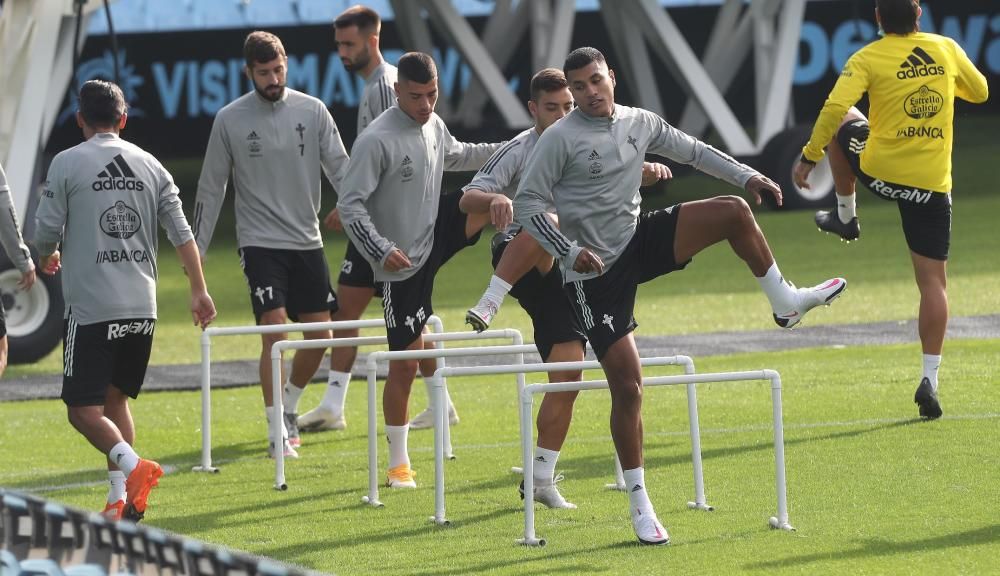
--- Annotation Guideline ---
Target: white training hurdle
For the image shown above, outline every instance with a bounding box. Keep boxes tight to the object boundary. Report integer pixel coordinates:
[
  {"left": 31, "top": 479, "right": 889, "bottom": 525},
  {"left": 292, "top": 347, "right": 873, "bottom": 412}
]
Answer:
[
  {"left": 270, "top": 330, "right": 528, "bottom": 491},
  {"left": 429, "top": 363, "right": 794, "bottom": 546},
  {"left": 192, "top": 316, "right": 445, "bottom": 473}
]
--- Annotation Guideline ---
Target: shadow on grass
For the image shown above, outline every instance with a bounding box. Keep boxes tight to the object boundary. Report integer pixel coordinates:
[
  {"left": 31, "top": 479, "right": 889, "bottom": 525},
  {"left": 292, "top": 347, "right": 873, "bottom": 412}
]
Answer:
[
  {"left": 406, "top": 539, "right": 668, "bottom": 576},
  {"left": 152, "top": 486, "right": 362, "bottom": 535},
  {"left": 4, "top": 440, "right": 263, "bottom": 491},
  {"left": 745, "top": 524, "right": 1000, "bottom": 569},
  {"left": 447, "top": 417, "right": 926, "bottom": 495},
  {"left": 255, "top": 506, "right": 521, "bottom": 560}
]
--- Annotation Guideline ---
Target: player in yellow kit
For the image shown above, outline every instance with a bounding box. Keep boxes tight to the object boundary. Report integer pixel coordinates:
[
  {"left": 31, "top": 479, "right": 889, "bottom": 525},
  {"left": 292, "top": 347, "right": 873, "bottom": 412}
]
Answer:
[{"left": 794, "top": 0, "right": 988, "bottom": 419}]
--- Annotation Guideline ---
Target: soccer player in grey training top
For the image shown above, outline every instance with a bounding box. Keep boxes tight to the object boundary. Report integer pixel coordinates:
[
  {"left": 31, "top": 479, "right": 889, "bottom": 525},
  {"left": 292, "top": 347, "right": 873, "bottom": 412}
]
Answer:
[
  {"left": 297, "top": 5, "right": 460, "bottom": 435},
  {"left": 0, "top": 160, "right": 37, "bottom": 379},
  {"left": 338, "top": 52, "right": 501, "bottom": 489},
  {"left": 193, "top": 31, "right": 350, "bottom": 458},
  {"left": 35, "top": 80, "right": 216, "bottom": 522},
  {"left": 460, "top": 67, "right": 671, "bottom": 508},
  {"left": 513, "top": 48, "right": 847, "bottom": 545}
]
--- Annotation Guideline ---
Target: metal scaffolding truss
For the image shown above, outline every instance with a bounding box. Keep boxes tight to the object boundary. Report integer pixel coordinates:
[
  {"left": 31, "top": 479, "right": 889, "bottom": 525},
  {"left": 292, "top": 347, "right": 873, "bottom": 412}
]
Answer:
[{"left": 388, "top": 0, "right": 805, "bottom": 155}]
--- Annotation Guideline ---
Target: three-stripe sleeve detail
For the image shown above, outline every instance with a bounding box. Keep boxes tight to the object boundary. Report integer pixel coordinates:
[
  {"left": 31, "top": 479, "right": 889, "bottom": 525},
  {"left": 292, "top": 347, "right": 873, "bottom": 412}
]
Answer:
[
  {"left": 530, "top": 214, "right": 571, "bottom": 256},
  {"left": 349, "top": 221, "right": 385, "bottom": 262}
]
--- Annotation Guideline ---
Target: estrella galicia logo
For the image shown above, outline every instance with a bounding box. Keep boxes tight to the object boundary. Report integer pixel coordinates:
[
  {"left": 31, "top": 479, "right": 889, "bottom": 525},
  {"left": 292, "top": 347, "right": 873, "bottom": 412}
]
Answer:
[
  {"left": 896, "top": 47, "right": 945, "bottom": 80},
  {"left": 587, "top": 149, "right": 603, "bottom": 178},
  {"left": 57, "top": 50, "right": 145, "bottom": 126},
  {"left": 100, "top": 201, "right": 142, "bottom": 239},
  {"left": 904, "top": 85, "right": 943, "bottom": 119},
  {"left": 401, "top": 155, "right": 414, "bottom": 180}
]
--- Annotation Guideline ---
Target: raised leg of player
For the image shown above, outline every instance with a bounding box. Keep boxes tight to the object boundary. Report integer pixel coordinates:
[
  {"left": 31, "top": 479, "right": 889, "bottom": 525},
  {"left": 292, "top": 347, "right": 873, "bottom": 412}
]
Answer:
[
  {"left": 675, "top": 196, "right": 774, "bottom": 277},
  {"left": 467, "top": 231, "right": 555, "bottom": 332},
  {"left": 498, "top": 231, "right": 554, "bottom": 285},
  {"left": 675, "top": 196, "right": 845, "bottom": 328}
]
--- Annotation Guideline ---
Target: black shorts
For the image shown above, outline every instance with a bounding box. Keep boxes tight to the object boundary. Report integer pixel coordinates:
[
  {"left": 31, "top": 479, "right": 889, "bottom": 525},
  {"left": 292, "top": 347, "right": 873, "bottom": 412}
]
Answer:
[
  {"left": 61, "top": 315, "right": 155, "bottom": 406},
  {"left": 380, "top": 191, "right": 481, "bottom": 351},
  {"left": 492, "top": 231, "right": 586, "bottom": 361},
  {"left": 837, "top": 119, "right": 952, "bottom": 260},
  {"left": 0, "top": 300, "right": 6, "bottom": 339},
  {"left": 565, "top": 205, "right": 689, "bottom": 359},
  {"left": 337, "top": 240, "right": 376, "bottom": 289},
  {"left": 239, "top": 246, "right": 338, "bottom": 322}
]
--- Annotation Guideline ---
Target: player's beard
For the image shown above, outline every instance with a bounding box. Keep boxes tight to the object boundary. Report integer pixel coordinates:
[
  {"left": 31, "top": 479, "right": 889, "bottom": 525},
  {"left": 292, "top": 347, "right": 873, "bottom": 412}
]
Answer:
[
  {"left": 256, "top": 83, "right": 285, "bottom": 102},
  {"left": 342, "top": 48, "right": 371, "bottom": 73}
]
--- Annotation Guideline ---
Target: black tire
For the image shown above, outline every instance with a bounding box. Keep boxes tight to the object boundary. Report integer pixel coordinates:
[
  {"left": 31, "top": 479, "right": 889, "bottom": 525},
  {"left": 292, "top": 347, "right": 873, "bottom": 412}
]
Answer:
[
  {"left": 0, "top": 250, "right": 63, "bottom": 365},
  {"left": 759, "top": 125, "right": 836, "bottom": 210}
]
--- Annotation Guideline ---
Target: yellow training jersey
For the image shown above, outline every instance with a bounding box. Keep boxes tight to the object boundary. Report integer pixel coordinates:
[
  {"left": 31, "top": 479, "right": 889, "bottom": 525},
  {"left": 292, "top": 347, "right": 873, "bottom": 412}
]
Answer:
[{"left": 802, "top": 32, "right": 988, "bottom": 193}]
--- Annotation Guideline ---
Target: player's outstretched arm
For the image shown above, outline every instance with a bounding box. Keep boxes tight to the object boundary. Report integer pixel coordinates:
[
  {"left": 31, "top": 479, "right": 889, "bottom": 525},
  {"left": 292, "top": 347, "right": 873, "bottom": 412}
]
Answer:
[{"left": 176, "top": 240, "right": 217, "bottom": 329}]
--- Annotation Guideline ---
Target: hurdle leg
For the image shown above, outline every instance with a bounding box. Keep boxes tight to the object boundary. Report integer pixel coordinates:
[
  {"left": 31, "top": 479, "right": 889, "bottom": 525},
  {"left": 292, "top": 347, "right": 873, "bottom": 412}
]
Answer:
[
  {"left": 431, "top": 374, "right": 449, "bottom": 525},
  {"left": 363, "top": 362, "right": 383, "bottom": 507},
  {"left": 271, "top": 347, "right": 287, "bottom": 491},
  {"left": 768, "top": 372, "right": 794, "bottom": 531},
  {"left": 606, "top": 453, "right": 626, "bottom": 491},
  {"left": 193, "top": 332, "right": 218, "bottom": 473},
  {"left": 685, "top": 379, "right": 713, "bottom": 511},
  {"left": 516, "top": 391, "right": 545, "bottom": 546}
]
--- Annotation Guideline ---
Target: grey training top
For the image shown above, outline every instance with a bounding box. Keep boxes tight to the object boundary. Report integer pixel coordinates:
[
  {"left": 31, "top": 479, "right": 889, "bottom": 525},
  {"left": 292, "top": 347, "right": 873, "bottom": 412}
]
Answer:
[
  {"left": 193, "top": 88, "right": 349, "bottom": 255},
  {"left": 338, "top": 106, "right": 501, "bottom": 282},
  {"left": 0, "top": 161, "right": 33, "bottom": 274},
  {"left": 35, "top": 132, "right": 193, "bottom": 323},
  {"left": 358, "top": 62, "right": 398, "bottom": 135},
  {"left": 462, "top": 127, "right": 547, "bottom": 235},
  {"left": 514, "top": 104, "right": 758, "bottom": 283}
]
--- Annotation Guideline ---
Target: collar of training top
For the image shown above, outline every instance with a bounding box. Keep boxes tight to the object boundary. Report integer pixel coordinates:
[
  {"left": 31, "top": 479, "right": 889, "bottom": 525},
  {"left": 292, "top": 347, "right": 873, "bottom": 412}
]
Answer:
[{"left": 576, "top": 104, "right": 619, "bottom": 125}]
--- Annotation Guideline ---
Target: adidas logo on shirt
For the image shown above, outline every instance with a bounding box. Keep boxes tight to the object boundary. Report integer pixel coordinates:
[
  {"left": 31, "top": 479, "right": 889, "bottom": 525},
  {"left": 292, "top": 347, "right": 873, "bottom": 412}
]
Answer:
[
  {"left": 402, "top": 155, "right": 412, "bottom": 166},
  {"left": 588, "top": 149, "right": 601, "bottom": 161},
  {"left": 247, "top": 131, "right": 260, "bottom": 140},
  {"left": 92, "top": 154, "right": 145, "bottom": 191},
  {"left": 897, "top": 47, "right": 944, "bottom": 80}
]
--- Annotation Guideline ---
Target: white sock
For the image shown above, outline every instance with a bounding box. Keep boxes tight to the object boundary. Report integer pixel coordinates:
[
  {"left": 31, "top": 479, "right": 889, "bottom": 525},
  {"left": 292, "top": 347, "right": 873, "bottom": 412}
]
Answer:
[
  {"left": 107, "top": 470, "right": 126, "bottom": 503},
  {"left": 283, "top": 381, "right": 305, "bottom": 414},
  {"left": 756, "top": 262, "right": 797, "bottom": 312},
  {"left": 623, "top": 467, "right": 654, "bottom": 514},
  {"left": 320, "top": 370, "right": 350, "bottom": 414},
  {"left": 385, "top": 424, "right": 410, "bottom": 469},
  {"left": 482, "top": 275, "right": 512, "bottom": 306},
  {"left": 533, "top": 447, "right": 559, "bottom": 485},
  {"left": 923, "top": 354, "right": 941, "bottom": 391},
  {"left": 264, "top": 406, "right": 289, "bottom": 441},
  {"left": 836, "top": 194, "right": 857, "bottom": 224},
  {"left": 109, "top": 442, "right": 140, "bottom": 477}
]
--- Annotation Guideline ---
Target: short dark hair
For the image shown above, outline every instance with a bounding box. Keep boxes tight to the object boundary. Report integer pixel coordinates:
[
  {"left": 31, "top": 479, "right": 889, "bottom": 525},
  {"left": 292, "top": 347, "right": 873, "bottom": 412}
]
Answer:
[
  {"left": 78, "top": 80, "right": 128, "bottom": 128},
  {"left": 877, "top": 0, "right": 920, "bottom": 35},
  {"left": 243, "top": 31, "right": 286, "bottom": 69},
  {"left": 334, "top": 5, "right": 381, "bottom": 35},
  {"left": 530, "top": 68, "right": 568, "bottom": 102},
  {"left": 564, "top": 47, "right": 606, "bottom": 75},
  {"left": 397, "top": 52, "right": 437, "bottom": 84}
]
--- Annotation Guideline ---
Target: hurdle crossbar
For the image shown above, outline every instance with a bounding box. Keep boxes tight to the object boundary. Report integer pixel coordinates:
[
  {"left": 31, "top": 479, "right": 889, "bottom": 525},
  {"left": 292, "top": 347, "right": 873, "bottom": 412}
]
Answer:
[
  {"left": 194, "top": 316, "right": 444, "bottom": 473},
  {"left": 362, "top": 340, "right": 537, "bottom": 508},
  {"left": 429, "top": 356, "right": 699, "bottom": 541},
  {"left": 521, "top": 369, "right": 794, "bottom": 545},
  {"left": 270, "top": 329, "right": 526, "bottom": 491}
]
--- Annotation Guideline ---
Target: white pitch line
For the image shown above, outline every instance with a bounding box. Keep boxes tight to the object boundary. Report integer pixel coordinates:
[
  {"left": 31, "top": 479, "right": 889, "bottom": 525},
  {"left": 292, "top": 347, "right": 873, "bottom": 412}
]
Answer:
[{"left": 12, "top": 412, "right": 999, "bottom": 492}]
